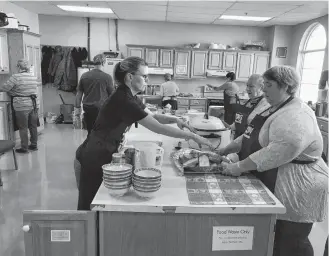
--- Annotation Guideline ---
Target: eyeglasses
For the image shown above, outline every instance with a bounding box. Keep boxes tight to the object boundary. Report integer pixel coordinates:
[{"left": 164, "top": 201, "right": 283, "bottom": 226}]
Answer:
[{"left": 133, "top": 72, "right": 149, "bottom": 80}]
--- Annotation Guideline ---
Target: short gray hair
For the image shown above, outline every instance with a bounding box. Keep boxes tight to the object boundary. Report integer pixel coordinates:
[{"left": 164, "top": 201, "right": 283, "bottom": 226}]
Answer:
[
  {"left": 248, "top": 74, "right": 264, "bottom": 90},
  {"left": 263, "top": 66, "right": 300, "bottom": 95},
  {"left": 17, "top": 59, "right": 30, "bottom": 72}
]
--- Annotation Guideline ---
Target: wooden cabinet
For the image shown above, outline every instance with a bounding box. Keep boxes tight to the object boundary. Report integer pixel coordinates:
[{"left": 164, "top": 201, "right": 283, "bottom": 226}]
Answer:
[
  {"left": 159, "top": 49, "right": 173, "bottom": 68},
  {"left": 0, "top": 30, "right": 9, "bottom": 74},
  {"left": 191, "top": 50, "right": 208, "bottom": 78},
  {"left": 236, "top": 52, "right": 255, "bottom": 81},
  {"left": 127, "top": 47, "right": 144, "bottom": 59},
  {"left": 222, "top": 52, "right": 237, "bottom": 71},
  {"left": 145, "top": 48, "right": 159, "bottom": 67},
  {"left": 23, "top": 210, "right": 97, "bottom": 256},
  {"left": 208, "top": 51, "right": 223, "bottom": 70},
  {"left": 189, "top": 99, "right": 206, "bottom": 112},
  {"left": 253, "top": 53, "right": 270, "bottom": 75},
  {"left": 174, "top": 50, "right": 191, "bottom": 79}
]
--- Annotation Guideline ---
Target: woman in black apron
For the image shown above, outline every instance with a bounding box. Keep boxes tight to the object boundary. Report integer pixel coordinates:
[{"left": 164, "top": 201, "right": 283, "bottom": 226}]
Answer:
[
  {"left": 160, "top": 73, "right": 179, "bottom": 110},
  {"left": 207, "top": 72, "right": 239, "bottom": 125},
  {"left": 76, "top": 57, "right": 212, "bottom": 210},
  {"left": 218, "top": 66, "right": 328, "bottom": 256}
]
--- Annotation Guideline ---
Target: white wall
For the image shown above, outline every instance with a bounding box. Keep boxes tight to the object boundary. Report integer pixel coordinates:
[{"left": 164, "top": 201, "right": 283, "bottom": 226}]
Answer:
[
  {"left": 39, "top": 14, "right": 110, "bottom": 59},
  {"left": 0, "top": 1, "right": 39, "bottom": 33}
]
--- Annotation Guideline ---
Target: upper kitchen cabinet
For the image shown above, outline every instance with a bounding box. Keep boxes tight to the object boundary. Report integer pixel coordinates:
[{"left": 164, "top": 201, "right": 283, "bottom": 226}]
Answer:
[
  {"left": 145, "top": 48, "right": 159, "bottom": 67},
  {"left": 236, "top": 52, "right": 255, "bottom": 81},
  {"left": 0, "top": 30, "right": 9, "bottom": 74},
  {"left": 159, "top": 49, "right": 173, "bottom": 68},
  {"left": 253, "top": 52, "right": 270, "bottom": 75},
  {"left": 127, "top": 46, "right": 145, "bottom": 59},
  {"left": 191, "top": 50, "right": 208, "bottom": 78},
  {"left": 222, "top": 51, "right": 237, "bottom": 71},
  {"left": 208, "top": 51, "right": 223, "bottom": 70},
  {"left": 174, "top": 50, "right": 191, "bottom": 79},
  {"left": 6, "top": 29, "right": 41, "bottom": 80}
]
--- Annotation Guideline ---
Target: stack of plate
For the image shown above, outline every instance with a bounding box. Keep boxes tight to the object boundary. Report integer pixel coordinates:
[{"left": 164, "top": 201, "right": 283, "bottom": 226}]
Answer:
[
  {"left": 102, "top": 163, "right": 133, "bottom": 196},
  {"left": 133, "top": 168, "right": 162, "bottom": 198}
]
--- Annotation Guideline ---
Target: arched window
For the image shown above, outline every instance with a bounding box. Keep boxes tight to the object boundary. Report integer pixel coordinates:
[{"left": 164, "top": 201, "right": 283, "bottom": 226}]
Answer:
[{"left": 298, "top": 23, "right": 327, "bottom": 103}]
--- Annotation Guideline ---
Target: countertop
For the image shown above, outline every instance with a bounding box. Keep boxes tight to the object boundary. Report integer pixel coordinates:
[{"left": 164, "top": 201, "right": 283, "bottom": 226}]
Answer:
[{"left": 91, "top": 125, "right": 285, "bottom": 215}]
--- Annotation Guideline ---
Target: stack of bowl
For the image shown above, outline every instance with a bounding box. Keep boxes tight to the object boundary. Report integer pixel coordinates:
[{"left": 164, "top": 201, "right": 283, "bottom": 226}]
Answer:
[
  {"left": 133, "top": 168, "right": 162, "bottom": 198},
  {"left": 102, "top": 163, "right": 133, "bottom": 196}
]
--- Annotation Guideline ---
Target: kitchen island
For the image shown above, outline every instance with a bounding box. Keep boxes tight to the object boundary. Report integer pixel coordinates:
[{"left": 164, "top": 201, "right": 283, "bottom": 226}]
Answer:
[{"left": 91, "top": 125, "right": 286, "bottom": 256}]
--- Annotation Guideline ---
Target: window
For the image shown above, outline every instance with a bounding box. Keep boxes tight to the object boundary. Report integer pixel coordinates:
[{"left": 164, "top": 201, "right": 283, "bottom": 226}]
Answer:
[{"left": 298, "top": 23, "right": 327, "bottom": 103}]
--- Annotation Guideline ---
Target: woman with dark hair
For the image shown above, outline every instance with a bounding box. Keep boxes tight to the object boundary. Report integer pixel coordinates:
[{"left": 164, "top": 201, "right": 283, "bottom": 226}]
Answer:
[
  {"left": 207, "top": 72, "right": 240, "bottom": 125},
  {"left": 160, "top": 73, "right": 179, "bottom": 110},
  {"left": 76, "top": 56, "right": 213, "bottom": 210},
  {"left": 218, "top": 66, "right": 328, "bottom": 256}
]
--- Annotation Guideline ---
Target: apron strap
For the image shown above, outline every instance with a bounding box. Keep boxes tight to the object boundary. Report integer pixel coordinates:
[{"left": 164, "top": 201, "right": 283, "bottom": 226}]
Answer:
[{"left": 291, "top": 159, "right": 317, "bottom": 164}]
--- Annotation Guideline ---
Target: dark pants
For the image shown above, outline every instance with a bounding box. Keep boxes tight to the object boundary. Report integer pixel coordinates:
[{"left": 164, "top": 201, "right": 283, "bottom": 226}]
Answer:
[
  {"left": 83, "top": 105, "right": 99, "bottom": 135},
  {"left": 324, "top": 237, "right": 328, "bottom": 256},
  {"left": 15, "top": 109, "right": 38, "bottom": 150},
  {"left": 162, "top": 100, "right": 178, "bottom": 110},
  {"left": 273, "top": 220, "right": 314, "bottom": 256}
]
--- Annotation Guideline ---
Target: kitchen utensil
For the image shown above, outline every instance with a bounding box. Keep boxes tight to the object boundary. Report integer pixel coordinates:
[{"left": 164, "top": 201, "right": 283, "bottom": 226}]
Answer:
[{"left": 188, "top": 115, "right": 231, "bottom": 150}]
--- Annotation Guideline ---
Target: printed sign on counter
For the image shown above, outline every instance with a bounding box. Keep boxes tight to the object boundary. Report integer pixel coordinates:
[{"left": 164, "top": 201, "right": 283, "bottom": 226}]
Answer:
[
  {"left": 212, "top": 226, "right": 254, "bottom": 251},
  {"left": 175, "top": 65, "right": 187, "bottom": 74},
  {"left": 51, "top": 230, "right": 71, "bottom": 242}
]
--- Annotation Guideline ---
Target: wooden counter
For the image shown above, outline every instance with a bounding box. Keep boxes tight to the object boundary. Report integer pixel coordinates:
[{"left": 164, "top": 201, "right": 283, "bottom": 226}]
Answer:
[{"left": 91, "top": 125, "right": 285, "bottom": 256}]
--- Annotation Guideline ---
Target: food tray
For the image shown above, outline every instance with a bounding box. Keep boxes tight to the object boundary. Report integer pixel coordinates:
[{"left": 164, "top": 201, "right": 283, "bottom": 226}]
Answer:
[{"left": 171, "top": 148, "right": 224, "bottom": 176}]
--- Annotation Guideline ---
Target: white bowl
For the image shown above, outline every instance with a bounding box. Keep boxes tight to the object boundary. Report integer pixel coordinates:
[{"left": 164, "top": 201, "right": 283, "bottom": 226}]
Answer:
[
  {"left": 103, "top": 172, "right": 132, "bottom": 179},
  {"left": 107, "top": 187, "right": 130, "bottom": 197},
  {"left": 134, "top": 168, "right": 161, "bottom": 180},
  {"left": 104, "top": 179, "right": 131, "bottom": 186},
  {"left": 133, "top": 183, "right": 161, "bottom": 191},
  {"left": 102, "top": 163, "right": 132, "bottom": 173},
  {"left": 134, "top": 188, "right": 160, "bottom": 198}
]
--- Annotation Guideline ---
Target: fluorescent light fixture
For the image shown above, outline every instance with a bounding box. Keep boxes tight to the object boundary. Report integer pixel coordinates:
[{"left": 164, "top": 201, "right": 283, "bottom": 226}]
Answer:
[
  {"left": 57, "top": 5, "right": 113, "bottom": 14},
  {"left": 219, "top": 15, "right": 271, "bottom": 22}
]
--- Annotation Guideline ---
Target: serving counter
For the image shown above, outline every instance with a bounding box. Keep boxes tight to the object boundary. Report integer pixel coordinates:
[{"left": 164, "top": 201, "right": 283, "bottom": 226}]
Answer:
[{"left": 91, "top": 125, "right": 286, "bottom": 256}]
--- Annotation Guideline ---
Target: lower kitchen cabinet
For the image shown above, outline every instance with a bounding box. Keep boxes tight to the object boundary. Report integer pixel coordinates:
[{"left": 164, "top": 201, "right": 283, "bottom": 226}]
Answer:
[{"left": 23, "top": 210, "right": 97, "bottom": 256}]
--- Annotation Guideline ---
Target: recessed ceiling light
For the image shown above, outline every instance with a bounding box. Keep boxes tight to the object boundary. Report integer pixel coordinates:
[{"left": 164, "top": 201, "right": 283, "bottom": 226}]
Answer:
[
  {"left": 57, "top": 5, "right": 113, "bottom": 14},
  {"left": 219, "top": 15, "right": 272, "bottom": 22}
]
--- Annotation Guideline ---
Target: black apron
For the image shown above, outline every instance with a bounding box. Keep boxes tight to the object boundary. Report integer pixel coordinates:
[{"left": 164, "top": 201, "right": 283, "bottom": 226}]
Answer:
[
  {"left": 11, "top": 95, "right": 40, "bottom": 131},
  {"left": 233, "top": 96, "right": 264, "bottom": 139},
  {"left": 239, "top": 96, "right": 316, "bottom": 193},
  {"left": 223, "top": 90, "right": 237, "bottom": 125}
]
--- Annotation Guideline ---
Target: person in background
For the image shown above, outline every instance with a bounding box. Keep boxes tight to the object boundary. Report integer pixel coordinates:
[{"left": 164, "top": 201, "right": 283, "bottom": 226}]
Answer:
[
  {"left": 231, "top": 74, "right": 270, "bottom": 139},
  {"left": 160, "top": 73, "right": 179, "bottom": 110},
  {"left": 218, "top": 66, "right": 328, "bottom": 256},
  {"left": 0, "top": 59, "right": 40, "bottom": 153},
  {"left": 76, "top": 57, "right": 213, "bottom": 210},
  {"left": 207, "top": 72, "right": 240, "bottom": 125},
  {"left": 74, "top": 54, "right": 114, "bottom": 135}
]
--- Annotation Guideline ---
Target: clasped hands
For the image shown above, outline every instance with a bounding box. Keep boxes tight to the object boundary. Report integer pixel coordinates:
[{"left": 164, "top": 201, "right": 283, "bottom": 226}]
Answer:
[{"left": 217, "top": 148, "right": 244, "bottom": 177}]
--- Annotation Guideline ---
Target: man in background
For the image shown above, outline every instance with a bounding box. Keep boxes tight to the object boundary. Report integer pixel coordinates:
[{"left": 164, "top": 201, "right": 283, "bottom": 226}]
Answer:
[
  {"left": 160, "top": 73, "right": 179, "bottom": 110},
  {"left": 0, "top": 59, "right": 40, "bottom": 153},
  {"left": 74, "top": 54, "right": 114, "bottom": 135}
]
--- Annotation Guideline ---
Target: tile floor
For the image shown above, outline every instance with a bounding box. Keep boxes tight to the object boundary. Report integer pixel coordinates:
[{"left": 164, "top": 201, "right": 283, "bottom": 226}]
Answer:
[{"left": 0, "top": 124, "right": 328, "bottom": 256}]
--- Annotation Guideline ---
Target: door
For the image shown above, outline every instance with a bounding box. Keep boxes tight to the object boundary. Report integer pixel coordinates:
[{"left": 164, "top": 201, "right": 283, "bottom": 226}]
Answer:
[
  {"left": 208, "top": 51, "right": 223, "bottom": 70},
  {"left": 25, "top": 44, "right": 34, "bottom": 74},
  {"left": 23, "top": 210, "right": 97, "bottom": 256},
  {"left": 236, "top": 53, "right": 254, "bottom": 81},
  {"left": 222, "top": 52, "right": 237, "bottom": 71},
  {"left": 159, "top": 49, "right": 173, "bottom": 68},
  {"left": 174, "top": 50, "right": 191, "bottom": 79},
  {"left": 33, "top": 46, "right": 41, "bottom": 80},
  {"left": 145, "top": 48, "right": 159, "bottom": 67},
  {"left": 253, "top": 53, "right": 270, "bottom": 75},
  {"left": 0, "top": 31, "right": 9, "bottom": 73},
  {"left": 127, "top": 47, "right": 144, "bottom": 59},
  {"left": 191, "top": 50, "right": 208, "bottom": 78}
]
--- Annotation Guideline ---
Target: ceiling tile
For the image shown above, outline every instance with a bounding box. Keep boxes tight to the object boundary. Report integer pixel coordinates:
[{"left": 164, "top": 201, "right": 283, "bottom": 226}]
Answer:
[
  {"left": 107, "top": 0, "right": 168, "bottom": 6},
  {"left": 108, "top": 2, "right": 167, "bottom": 12},
  {"left": 167, "top": 11, "right": 218, "bottom": 20},
  {"left": 167, "top": 6, "right": 227, "bottom": 15},
  {"left": 168, "top": 1, "right": 234, "bottom": 9},
  {"left": 222, "top": 9, "right": 284, "bottom": 17},
  {"left": 229, "top": 2, "right": 301, "bottom": 12},
  {"left": 117, "top": 10, "right": 166, "bottom": 19},
  {"left": 284, "top": 5, "right": 328, "bottom": 14}
]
